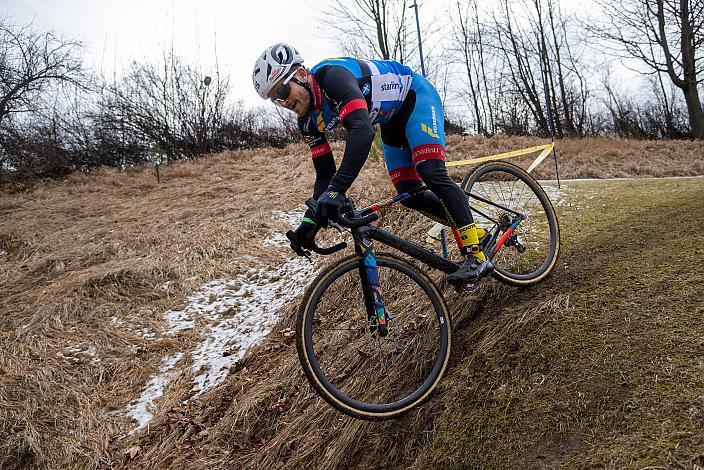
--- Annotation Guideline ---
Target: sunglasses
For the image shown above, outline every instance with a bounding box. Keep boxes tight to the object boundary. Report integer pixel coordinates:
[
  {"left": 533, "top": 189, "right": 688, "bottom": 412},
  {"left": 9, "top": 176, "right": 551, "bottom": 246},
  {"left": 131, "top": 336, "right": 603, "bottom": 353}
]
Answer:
[{"left": 269, "top": 69, "right": 300, "bottom": 103}]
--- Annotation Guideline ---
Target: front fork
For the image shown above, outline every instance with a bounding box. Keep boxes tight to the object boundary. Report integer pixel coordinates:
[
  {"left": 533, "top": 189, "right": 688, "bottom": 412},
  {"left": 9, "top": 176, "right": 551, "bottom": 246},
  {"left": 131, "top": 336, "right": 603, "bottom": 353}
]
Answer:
[{"left": 356, "top": 237, "right": 390, "bottom": 338}]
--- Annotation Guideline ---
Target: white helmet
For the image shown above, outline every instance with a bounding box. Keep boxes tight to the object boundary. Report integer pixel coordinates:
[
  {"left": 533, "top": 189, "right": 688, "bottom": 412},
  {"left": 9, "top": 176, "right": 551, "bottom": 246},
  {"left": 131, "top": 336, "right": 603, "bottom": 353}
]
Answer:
[{"left": 252, "top": 43, "right": 304, "bottom": 99}]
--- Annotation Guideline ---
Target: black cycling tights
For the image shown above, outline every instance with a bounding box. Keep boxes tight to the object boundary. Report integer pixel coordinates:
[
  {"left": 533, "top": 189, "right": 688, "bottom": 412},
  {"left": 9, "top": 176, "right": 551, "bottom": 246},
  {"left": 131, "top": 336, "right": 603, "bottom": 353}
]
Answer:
[{"left": 393, "top": 159, "right": 473, "bottom": 229}]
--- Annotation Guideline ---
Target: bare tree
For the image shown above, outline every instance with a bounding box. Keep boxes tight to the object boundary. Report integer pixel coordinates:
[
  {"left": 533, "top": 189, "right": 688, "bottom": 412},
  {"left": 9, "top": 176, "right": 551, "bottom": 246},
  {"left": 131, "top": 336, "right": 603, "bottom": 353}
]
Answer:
[
  {"left": 463, "top": 0, "right": 592, "bottom": 137},
  {"left": 452, "top": 0, "right": 497, "bottom": 135},
  {"left": 323, "top": 0, "right": 413, "bottom": 62},
  {"left": 0, "top": 17, "right": 300, "bottom": 180},
  {"left": 493, "top": 0, "right": 550, "bottom": 135},
  {"left": 100, "top": 53, "right": 229, "bottom": 161},
  {"left": 590, "top": 0, "right": 704, "bottom": 138},
  {"left": 0, "top": 16, "right": 83, "bottom": 126}
]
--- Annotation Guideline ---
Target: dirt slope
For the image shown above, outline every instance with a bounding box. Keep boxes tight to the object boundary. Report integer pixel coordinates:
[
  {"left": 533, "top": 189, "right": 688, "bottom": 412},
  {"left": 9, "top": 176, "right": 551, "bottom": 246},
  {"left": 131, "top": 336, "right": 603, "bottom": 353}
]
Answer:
[
  {"left": 1, "top": 135, "right": 703, "bottom": 469},
  {"left": 413, "top": 177, "right": 704, "bottom": 468}
]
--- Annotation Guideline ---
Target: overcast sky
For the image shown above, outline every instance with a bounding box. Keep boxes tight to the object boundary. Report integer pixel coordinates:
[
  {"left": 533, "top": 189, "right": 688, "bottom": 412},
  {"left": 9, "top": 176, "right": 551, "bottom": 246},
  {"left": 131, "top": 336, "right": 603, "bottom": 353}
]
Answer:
[
  {"left": 6, "top": 0, "right": 638, "bottom": 119},
  {"left": 5, "top": 0, "right": 464, "bottom": 108}
]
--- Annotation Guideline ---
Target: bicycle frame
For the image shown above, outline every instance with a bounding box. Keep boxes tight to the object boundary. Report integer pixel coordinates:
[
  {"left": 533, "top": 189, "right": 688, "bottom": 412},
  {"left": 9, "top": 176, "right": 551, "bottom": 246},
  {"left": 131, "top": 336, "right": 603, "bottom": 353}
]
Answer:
[{"left": 347, "top": 188, "right": 524, "bottom": 335}]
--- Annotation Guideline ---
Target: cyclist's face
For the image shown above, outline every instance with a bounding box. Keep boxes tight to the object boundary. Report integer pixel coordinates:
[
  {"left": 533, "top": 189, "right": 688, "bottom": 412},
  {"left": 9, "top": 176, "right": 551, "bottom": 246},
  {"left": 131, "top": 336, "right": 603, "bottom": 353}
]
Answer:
[{"left": 273, "top": 69, "right": 310, "bottom": 117}]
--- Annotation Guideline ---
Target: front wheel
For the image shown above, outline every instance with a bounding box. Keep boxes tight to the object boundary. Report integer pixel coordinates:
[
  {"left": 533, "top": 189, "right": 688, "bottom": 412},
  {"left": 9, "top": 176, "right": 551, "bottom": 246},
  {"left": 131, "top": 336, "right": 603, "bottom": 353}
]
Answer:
[
  {"left": 296, "top": 252, "right": 451, "bottom": 420},
  {"left": 462, "top": 161, "right": 560, "bottom": 286}
]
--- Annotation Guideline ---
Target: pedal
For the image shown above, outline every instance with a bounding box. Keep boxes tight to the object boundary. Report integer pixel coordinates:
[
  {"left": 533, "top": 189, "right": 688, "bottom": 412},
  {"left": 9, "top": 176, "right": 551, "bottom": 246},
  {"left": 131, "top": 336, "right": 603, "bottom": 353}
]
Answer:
[
  {"left": 443, "top": 277, "right": 480, "bottom": 294},
  {"left": 454, "top": 281, "right": 479, "bottom": 294}
]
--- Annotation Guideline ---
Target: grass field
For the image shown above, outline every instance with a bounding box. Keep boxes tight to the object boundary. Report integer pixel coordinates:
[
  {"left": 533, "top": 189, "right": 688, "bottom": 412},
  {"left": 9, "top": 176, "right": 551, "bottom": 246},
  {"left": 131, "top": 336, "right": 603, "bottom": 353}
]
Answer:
[
  {"left": 415, "top": 177, "right": 704, "bottom": 468},
  {"left": 1, "top": 136, "right": 703, "bottom": 469}
]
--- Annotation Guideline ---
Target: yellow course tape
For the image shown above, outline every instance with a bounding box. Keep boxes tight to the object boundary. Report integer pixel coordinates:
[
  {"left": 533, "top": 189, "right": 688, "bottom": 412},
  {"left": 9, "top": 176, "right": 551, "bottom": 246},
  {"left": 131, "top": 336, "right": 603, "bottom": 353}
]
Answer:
[
  {"left": 426, "top": 143, "right": 556, "bottom": 244},
  {"left": 446, "top": 143, "right": 554, "bottom": 174}
]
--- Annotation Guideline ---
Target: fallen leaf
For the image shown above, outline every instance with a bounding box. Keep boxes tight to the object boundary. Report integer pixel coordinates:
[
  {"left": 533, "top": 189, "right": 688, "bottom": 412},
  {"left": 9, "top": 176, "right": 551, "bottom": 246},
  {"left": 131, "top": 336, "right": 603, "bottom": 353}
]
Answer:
[{"left": 125, "top": 445, "right": 141, "bottom": 460}]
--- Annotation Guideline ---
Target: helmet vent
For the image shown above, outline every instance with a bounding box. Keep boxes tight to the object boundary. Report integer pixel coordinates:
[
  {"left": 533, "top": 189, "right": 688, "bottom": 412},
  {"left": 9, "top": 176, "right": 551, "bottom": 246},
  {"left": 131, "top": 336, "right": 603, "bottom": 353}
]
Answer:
[{"left": 252, "top": 43, "right": 304, "bottom": 99}]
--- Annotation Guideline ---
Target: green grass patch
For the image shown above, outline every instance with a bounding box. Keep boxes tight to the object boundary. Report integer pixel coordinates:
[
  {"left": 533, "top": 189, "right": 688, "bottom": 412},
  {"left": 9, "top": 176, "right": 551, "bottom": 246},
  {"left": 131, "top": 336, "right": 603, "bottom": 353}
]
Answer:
[{"left": 413, "top": 177, "right": 704, "bottom": 469}]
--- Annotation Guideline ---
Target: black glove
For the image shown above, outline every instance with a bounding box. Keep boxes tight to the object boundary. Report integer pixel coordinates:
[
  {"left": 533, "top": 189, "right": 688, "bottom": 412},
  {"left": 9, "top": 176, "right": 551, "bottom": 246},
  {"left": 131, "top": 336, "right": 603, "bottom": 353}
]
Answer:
[
  {"left": 292, "top": 217, "right": 319, "bottom": 249},
  {"left": 315, "top": 189, "right": 345, "bottom": 227}
]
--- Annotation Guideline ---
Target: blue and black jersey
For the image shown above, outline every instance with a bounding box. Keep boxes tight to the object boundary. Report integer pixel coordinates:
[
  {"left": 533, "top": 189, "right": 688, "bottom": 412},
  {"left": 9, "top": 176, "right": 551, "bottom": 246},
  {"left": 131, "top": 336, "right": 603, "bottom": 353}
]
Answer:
[
  {"left": 299, "top": 57, "right": 417, "bottom": 196},
  {"left": 310, "top": 58, "right": 413, "bottom": 127},
  {"left": 299, "top": 57, "right": 472, "bottom": 231}
]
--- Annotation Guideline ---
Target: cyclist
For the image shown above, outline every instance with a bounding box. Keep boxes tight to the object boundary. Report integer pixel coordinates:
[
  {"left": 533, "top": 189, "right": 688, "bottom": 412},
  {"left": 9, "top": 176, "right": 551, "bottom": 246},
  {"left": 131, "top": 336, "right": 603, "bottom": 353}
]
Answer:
[{"left": 252, "top": 43, "right": 493, "bottom": 282}]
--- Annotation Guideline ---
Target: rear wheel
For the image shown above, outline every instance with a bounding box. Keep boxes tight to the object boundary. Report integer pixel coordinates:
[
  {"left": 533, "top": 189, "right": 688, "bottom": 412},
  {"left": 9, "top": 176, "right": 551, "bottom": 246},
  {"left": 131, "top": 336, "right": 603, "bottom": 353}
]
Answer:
[
  {"left": 296, "top": 252, "right": 451, "bottom": 420},
  {"left": 461, "top": 161, "right": 560, "bottom": 286}
]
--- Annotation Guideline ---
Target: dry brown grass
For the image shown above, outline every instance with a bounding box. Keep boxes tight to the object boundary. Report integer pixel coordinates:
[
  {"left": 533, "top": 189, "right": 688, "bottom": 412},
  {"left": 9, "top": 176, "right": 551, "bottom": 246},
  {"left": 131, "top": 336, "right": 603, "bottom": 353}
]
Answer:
[
  {"left": 0, "top": 136, "right": 703, "bottom": 469},
  {"left": 445, "top": 134, "right": 704, "bottom": 181}
]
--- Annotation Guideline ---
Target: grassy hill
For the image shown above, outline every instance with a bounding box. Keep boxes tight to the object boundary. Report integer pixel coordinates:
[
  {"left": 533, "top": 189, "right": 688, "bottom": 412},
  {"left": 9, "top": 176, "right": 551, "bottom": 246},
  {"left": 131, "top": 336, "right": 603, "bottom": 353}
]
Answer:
[{"left": 1, "top": 135, "right": 703, "bottom": 469}]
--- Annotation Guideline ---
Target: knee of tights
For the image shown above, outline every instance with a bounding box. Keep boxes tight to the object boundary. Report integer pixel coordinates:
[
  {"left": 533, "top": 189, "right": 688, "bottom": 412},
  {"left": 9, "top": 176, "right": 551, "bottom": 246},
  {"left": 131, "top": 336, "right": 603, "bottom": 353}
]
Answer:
[
  {"left": 417, "top": 164, "right": 454, "bottom": 190},
  {"left": 400, "top": 199, "right": 416, "bottom": 210},
  {"left": 399, "top": 191, "right": 423, "bottom": 210}
]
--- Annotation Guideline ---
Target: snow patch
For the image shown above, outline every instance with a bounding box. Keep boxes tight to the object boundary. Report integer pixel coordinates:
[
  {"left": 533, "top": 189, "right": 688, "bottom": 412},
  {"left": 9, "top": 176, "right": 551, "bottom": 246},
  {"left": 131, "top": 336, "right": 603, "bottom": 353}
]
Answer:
[
  {"left": 137, "top": 328, "right": 156, "bottom": 339},
  {"left": 189, "top": 256, "right": 314, "bottom": 395},
  {"left": 162, "top": 210, "right": 316, "bottom": 393},
  {"left": 125, "top": 352, "right": 182, "bottom": 434},
  {"left": 273, "top": 209, "right": 306, "bottom": 227},
  {"left": 263, "top": 209, "right": 305, "bottom": 247},
  {"left": 57, "top": 345, "right": 100, "bottom": 364},
  {"left": 263, "top": 232, "right": 289, "bottom": 247},
  {"left": 124, "top": 209, "right": 322, "bottom": 431},
  {"left": 539, "top": 182, "right": 578, "bottom": 207}
]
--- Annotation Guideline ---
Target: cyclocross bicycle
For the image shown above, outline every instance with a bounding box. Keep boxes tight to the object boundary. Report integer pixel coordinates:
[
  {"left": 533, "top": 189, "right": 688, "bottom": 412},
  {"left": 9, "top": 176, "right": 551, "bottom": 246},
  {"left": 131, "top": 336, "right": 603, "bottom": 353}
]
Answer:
[{"left": 286, "top": 161, "right": 560, "bottom": 420}]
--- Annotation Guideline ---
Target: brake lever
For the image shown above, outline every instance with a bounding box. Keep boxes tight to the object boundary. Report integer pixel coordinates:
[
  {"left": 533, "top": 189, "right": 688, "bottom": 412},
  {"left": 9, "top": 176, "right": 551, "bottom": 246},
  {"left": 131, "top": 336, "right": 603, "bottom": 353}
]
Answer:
[
  {"left": 285, "top": 230, "right": 313, "bottom": 263},
  {"left": 305, "top": 198, "right": 354, "bottom": 231},
  {"left": 297, "top": 248, "right": 313, "bottom": 263},
  {"left": 328, "top": 221, "right": 345, "bottom": 234}
]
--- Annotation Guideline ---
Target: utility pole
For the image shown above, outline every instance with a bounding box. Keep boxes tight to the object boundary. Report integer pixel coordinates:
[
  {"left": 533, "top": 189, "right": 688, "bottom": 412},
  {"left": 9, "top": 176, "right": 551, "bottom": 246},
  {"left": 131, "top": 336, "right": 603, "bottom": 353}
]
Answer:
[
  {"left": 411, "top": 1, "right": 449, "bottom": 259},
  {"left": 409, "top": 0, "right": 426, "bottom": 77},
  {"left": 536, "top": 35, "right": 562, "bottom": 189}
]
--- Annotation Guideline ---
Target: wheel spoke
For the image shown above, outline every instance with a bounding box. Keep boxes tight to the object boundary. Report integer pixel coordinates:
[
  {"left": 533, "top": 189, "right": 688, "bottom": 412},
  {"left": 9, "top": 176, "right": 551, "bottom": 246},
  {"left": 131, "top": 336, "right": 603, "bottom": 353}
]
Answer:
[
  {"left": 464, "top": 162, "right": 559, "bottom": 284},
  {"left": 299, "top": 255, "right": 450, "bottom": 417}
]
